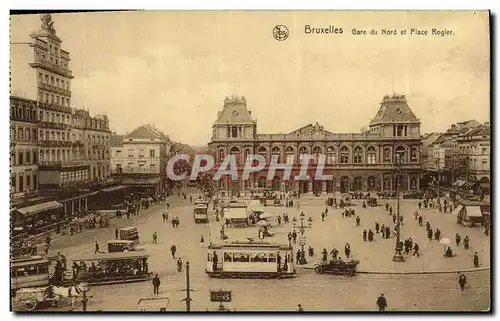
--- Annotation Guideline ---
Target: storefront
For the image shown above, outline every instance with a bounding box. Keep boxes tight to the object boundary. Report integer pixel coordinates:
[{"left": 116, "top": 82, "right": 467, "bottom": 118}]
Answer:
[
  {"left": 90, "top": 185, "right": 129, "bottom": 210},
  {"left": 122, "top": 177, "right": 161, "bottom": 197},
  {"left": 13, "top": 200, "right": 64, "bottom": 234},
  {"left": 59, "top": 191, "right": 98, "bottom": 217}
]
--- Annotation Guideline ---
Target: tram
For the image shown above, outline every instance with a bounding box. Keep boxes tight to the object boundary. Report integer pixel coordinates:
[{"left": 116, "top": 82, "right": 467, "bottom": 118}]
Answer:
[
  {"left": 64, "top": 251, "right": 152, "bottom": 286},
  {"left": 193, "top": 204, "right": 209, "bottom": 223},
  {"left": 205, "top": 241, "right": 296, "bottom": 278},
  {"left": 11, "top": 255, "right": 50, "bottom": 295}
]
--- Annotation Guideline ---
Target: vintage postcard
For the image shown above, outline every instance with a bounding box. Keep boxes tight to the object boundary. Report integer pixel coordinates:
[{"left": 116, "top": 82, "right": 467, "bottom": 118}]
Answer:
[{"left": 9, "top": 10, "right": 490, "bottom": 312}]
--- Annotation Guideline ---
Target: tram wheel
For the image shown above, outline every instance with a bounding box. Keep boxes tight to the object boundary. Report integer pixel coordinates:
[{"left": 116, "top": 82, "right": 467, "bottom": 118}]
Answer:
[
  {"left": 21, "top": 295, "right": 38, "bottom": 312},
  {"left": 314, "top": 266, "right": 324, "bottom": 274},
  {"left": 343, "top": 269, "right": 354, "bottom": 277}
]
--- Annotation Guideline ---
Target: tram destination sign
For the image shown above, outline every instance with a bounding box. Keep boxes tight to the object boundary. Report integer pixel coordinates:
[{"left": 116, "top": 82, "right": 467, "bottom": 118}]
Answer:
[{"left": 210, "top": 290, "right": 232, "bottom": 302}]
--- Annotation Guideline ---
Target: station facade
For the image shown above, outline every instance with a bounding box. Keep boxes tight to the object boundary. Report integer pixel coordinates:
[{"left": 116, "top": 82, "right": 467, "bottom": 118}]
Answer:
[{"left": 208, "top": 94, "right": 423, "bottom": 195}]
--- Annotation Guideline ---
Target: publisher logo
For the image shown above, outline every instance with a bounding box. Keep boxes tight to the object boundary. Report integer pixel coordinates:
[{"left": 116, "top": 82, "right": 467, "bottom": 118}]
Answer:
[{"left": 273, "top": 25, "right": 289, "bottom": 41}]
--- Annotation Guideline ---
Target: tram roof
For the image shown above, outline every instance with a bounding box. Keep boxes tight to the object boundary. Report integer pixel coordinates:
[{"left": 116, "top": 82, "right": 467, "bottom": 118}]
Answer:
[
  {"left": 208, "top": 242, "right": 291, "bottom": 250},
  {"left": 194, "top": 204, "right": 208, "bottom": 209},
  {"left": 11, "top": 256, "right": 49, "bottom": 267},
  {"left": 72, "top": 251, "right": 150, "bottom": 262}
]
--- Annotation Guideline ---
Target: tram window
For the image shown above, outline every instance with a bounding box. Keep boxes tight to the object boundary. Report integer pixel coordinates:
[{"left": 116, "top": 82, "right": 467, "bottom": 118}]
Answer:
[
  {"left": 268, "top": 253, "right": 277, "bottom": 262},
  {"left": 38, "top": 264, "right": 48, "bottom": 274},
  {"left": 224, "top": 253, "right": 232, "bottom": 262},
  {"left": 251, "top": 253, "right": 268, "bottom": 263},
  {"left": 15, "top": 266, "right": 38, "bottom": 276},
  {"left": 233, "top": 253, "right": 250, "bottom": 263},
  {"left": 207, "top": 253, "right": 210, "bottom": 262}
]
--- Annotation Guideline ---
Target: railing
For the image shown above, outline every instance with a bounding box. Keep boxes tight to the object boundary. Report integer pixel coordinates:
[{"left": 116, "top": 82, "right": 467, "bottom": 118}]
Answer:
[
  {"left": 212, "top": 133, "right": 420, "bottom": 142},
  {"left": 469, "top": 169, "right": 490, "bottom": 175},
  {"left": 38, "top": 160, "right": 88, "bottom": 169},
  {"left": 37, "top": 102, "right": 73, "bottom": 114},
  {"left": 38, "top": 140, "right": 73, "bottom": 147},
  {"left": 212, "top": 161, "right": 421, "bottom": 170},
  {"left": 30, "top": 57, "right": 73, "bottom": 77},
  {"left": 38, "top": 121, "right": 72, "bottom": 130},
  {"left": 38, "top": 82, "right": 71, "bottom": 96}
]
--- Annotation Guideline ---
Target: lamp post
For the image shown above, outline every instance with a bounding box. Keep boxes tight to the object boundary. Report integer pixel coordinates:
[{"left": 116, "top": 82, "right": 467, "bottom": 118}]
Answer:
[
  {"left": 392, "top": 157, "right": 405, "bottom": 262},
  {"left": 292, "top": 213, "right": 313, "bottom": 264},
  {"left": 76, "top": 271, "right": 92, "bottom": 312}
]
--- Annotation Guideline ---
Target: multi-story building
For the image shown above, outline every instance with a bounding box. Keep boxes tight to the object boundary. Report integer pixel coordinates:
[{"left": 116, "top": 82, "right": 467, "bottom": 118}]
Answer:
[
  {"left": 10, "top": 96, "right": 39, "bottom": 201},
  {"left": 73, "top": 109, "right": 111, "bottom": 181},
  {"left": 457, "top": 123, "right": 490, "bottom": 184},
  {"left": 208, "top": 94, "right": 423, "bottom": 195},
  {"left": 10, "top": 14, "right": 115, "bottom": 218},
  {"left": 110, "top": 125, "right": 172, "bottom": 195}
]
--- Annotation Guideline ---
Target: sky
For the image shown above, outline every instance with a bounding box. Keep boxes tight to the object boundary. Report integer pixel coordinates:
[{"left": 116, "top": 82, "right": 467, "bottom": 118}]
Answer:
[{"left": 10, "top": 11, "right": 490, "bottom": 146}]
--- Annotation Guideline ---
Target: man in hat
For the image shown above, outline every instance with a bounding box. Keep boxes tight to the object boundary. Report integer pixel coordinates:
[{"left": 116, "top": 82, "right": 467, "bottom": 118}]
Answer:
[
  {"left": 152, "top": 274, "right": 161, "bottom": 294},
  {"left": 376, "top": 293, "right": 388, "bottom": 311}
]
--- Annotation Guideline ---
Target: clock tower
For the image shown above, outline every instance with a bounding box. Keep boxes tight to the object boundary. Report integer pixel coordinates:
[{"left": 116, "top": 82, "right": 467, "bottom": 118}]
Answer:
[{"left": 211, "top": 95, "right": 256, "bottom": 140}]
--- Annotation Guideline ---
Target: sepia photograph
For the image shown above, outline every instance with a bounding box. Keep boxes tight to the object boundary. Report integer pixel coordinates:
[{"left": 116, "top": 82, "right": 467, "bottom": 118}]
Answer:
[{"left": 8, "top": 10, "right": 490, "bottom": 312}]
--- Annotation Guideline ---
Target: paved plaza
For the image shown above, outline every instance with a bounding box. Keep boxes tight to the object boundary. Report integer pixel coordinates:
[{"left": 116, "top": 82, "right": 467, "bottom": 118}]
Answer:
[{"left": 41, "top": 190, "right": 490, "bottom": 311}]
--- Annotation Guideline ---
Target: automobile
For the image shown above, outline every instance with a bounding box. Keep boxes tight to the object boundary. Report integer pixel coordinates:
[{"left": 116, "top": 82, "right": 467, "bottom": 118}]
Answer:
[
  {"left": 273, "top": 198, "right": 282, "bottom": 207},
  {"left": 313, "top": 259, "right": 360, "bottom": 277},
  {"left": 367, "top": 198, "right": 378, "bottom": 207}
]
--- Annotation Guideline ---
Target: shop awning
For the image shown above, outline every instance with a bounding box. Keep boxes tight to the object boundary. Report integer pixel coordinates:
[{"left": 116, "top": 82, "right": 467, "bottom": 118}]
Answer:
[
  {"left": 451, "top": 205, "right": 463, "bottom": 217},
  {"left": 122, "top": 178, "right": 161, "bottom": 185},
  {"left": 101, "top": 185, "right": 127, "bottom": 192},
  {"left": 224, "top": 208, "right": 248, "bottom": 220},
  {"left": 16, "top": 200, "right": 63, "bottom": 216},
  {"left": 467, "top": 206, "right": 483, "bottom": 218}
]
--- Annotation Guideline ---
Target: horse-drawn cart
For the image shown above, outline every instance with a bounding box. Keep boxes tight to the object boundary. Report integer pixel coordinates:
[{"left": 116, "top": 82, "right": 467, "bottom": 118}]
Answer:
[{"left": 13, "top": 285, "right": 73, "bottom": 311}]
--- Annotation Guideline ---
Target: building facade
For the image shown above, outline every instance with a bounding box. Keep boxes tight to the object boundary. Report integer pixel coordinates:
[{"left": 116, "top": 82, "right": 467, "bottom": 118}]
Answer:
[
  {"left": 10, "top": 14, "right": 114, "bottom": 219},
  {"left": 10, "top": 96, "right": 39, "bottom": 200},
  {"left": 110, "top": 125, "right": 172, "bottom": 195},
  {"left": 208, "top": 94, "right": 423, "bottom": 195},
  {"left": 457, "top": 123, "right": 490, "bottom": 183}
]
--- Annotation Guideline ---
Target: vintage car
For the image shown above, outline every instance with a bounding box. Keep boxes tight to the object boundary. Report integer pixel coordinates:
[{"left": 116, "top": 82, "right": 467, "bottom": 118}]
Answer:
[
  {"left": 273, "top": 198, "right": 281, "bottom": 207},
  {"left": 367, "top": 198, "right": 378, "bottom": 207},
  {"left": 313, "top": 259, "right": 360, "bottom": 277}
]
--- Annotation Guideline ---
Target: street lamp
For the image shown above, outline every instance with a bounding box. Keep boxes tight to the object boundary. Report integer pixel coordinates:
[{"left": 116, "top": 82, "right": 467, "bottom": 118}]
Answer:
[
  {"left": 76, "top": 270, "right": 92, "bottom": 312},
  {"left": 392, "top": 157, "right": 405, "bottom": 262},
  {"left": 292, "top": 212, "right": 313, "bottom": 264}
]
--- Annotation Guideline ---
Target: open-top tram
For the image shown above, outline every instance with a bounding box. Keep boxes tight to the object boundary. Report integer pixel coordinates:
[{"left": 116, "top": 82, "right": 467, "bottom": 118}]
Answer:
[{"left": 205, "top": 241, "right": 296, "bottom": 278}]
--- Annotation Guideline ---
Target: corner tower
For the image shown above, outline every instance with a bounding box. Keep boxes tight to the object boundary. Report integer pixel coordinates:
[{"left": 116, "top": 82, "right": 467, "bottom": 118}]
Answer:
[{"left": 369, "top": 94, "right": 421, "bottom": 138}]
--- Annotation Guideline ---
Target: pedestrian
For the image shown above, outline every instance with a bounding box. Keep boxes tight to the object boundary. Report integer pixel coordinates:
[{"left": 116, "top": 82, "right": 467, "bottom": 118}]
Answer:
[
  {"left": 458, "top": 274, "right": 467, "bottom": 291},
  {"left": 297, "top": 304, "right": 304, "bottom": 312},
  {"left": 308, "top": 246, "right": 314, "bottom": 257},
  {"left": 400, "top": 215, "right": 404, "bottom": 225},
  {"left": 362, "top": 200, "right": 367, "bottom": 209},
  {"left": 426, "top": 221, "right": 431, "bottom": 231},
  {"left": 434, "top": 229, "right": 441, "bottom": 241},
  {"left": 473, "top": 252, "right": 479, "bottom": 267},
  {"left": 296, "top": 249, "right": 301, "bottom": 265},
  {"left": 392, "top": 214, "right": 396, "bottom": 224},
  {"left": 362, "top": 229, "right": 367, "bottom": 242},
  {"left": 94, "top": 241, "right": 100, "bottom": 254},
  {"left": 376, "top": 293, "right": 388, "bottom": 312},
  {"left": 162, "top": 213, "right": 166, "bottom": 222},
  {"left": 330, "top": 248, "right": 339, "bottom": 260},
  {"left": 427, "top": 228, "right": 433, "bottom": 241},
  {"left": 368, "top": 229, "right": 374, "bottom": 242},
  {"left": 321, "top": 212, "right": 325, "bottom": 222},
  {"left": 212, "top": 251, "right": 218, "bottom": 271},
  {"left": 277, "top": 215, "right": 282, "bottom": 225},
  {"left": 171, "top": 217, "right": 176, "bottom": 228},
  {"left": 170, "top": 245, "right": 177, "bottom": 258},
  {"left": 200, "top": 235, "right": 205, "bottom": 247},
  {"left": 115, "top": 228, "right": 119, "bottom": 240},
  {"left": 152, "top": 274, "right": 160, "bottom": 294},
  {"left": 418, "top": 216, "right": 423, "bottom": 226},
  {"left": 455, "top": 233, "right": 461, "bottom": 247},
  {"left": 463, "top": 236, "right": 470, "bottom": 250},
  {"left": 356, "top": 216, "right": 360, "bottom": 227},
  {"left": 287, "top": 232, "right": 292, "bottom": 245},
  {"left": 344, "top": 243, "right": 351, "bottom": 258},
  {"left": 153, "top": 232, "right": 158, "bottom": 244},
  {"left": 413, "top": 243, "right": 420, "bottom": 257},
  {"left": 292, "top": 230, "right": 297, "bottom": 244},
  {"left": 385, "top": 226, "right": 390, "bottom": 239},
  {"left": 321, "top": 248, "right": 328, "bottom": 261},
  {"left": 175, "top": 217, "right": 180, "bottom": 227},
  {"left": 375, "top": 222, "right": 380, "bottom": 233},
  {"left": 418, "top": 201, "right": 422, "bottom": 209}
]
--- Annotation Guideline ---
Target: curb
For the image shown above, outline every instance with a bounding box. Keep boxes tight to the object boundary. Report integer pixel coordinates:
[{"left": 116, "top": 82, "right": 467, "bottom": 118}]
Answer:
[{"left": 299, "top": 266, "right": 490, "bottom": 275}]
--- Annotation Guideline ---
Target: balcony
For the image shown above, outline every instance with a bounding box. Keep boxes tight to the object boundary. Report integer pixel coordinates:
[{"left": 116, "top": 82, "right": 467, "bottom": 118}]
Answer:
[
  {"left": 30, "top": 57, "right": 73, "bottom": 78},
  {"left": 39, "top": 160, "right": 89, "bottom": 170},
  {"left": 38, "top": 120, "right": 72, "bottom": 130},
  {"left": 39, "top": 140, "right": 73, "bottom": 148},
  {"left": 92, "top": 143, "right": 108, "bottom": 149},
  {"left": 469, "top": 169, "right": 490, "bottom": 175},
  {"left": 38, "top": 102, "right": 73, "bottom": 114},
  {"left": 38, "top": 82, "right": 71, "bottom": 96},
  {"left": 72, "top": 140, "right": 84, "bottom": 148}
]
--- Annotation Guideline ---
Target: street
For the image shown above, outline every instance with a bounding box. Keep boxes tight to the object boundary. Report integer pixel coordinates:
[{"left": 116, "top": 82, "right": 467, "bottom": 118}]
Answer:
[{"left": 46, "top": 190, "right": 490, "bottom": 311}]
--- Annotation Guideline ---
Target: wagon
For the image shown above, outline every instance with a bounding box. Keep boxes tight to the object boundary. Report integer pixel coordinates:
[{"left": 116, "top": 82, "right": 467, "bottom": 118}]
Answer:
[
  {"left": 313, "top": 259, "right": 360, "bottom": 277},
  {"left": 13, "top": 286, "right": 71, "bottom": 311}
]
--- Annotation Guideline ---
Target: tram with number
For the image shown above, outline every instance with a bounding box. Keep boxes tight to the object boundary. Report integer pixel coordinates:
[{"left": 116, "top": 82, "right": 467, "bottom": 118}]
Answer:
[{"left": 205, "top": 240, "right": 295, "bottom": 278}]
